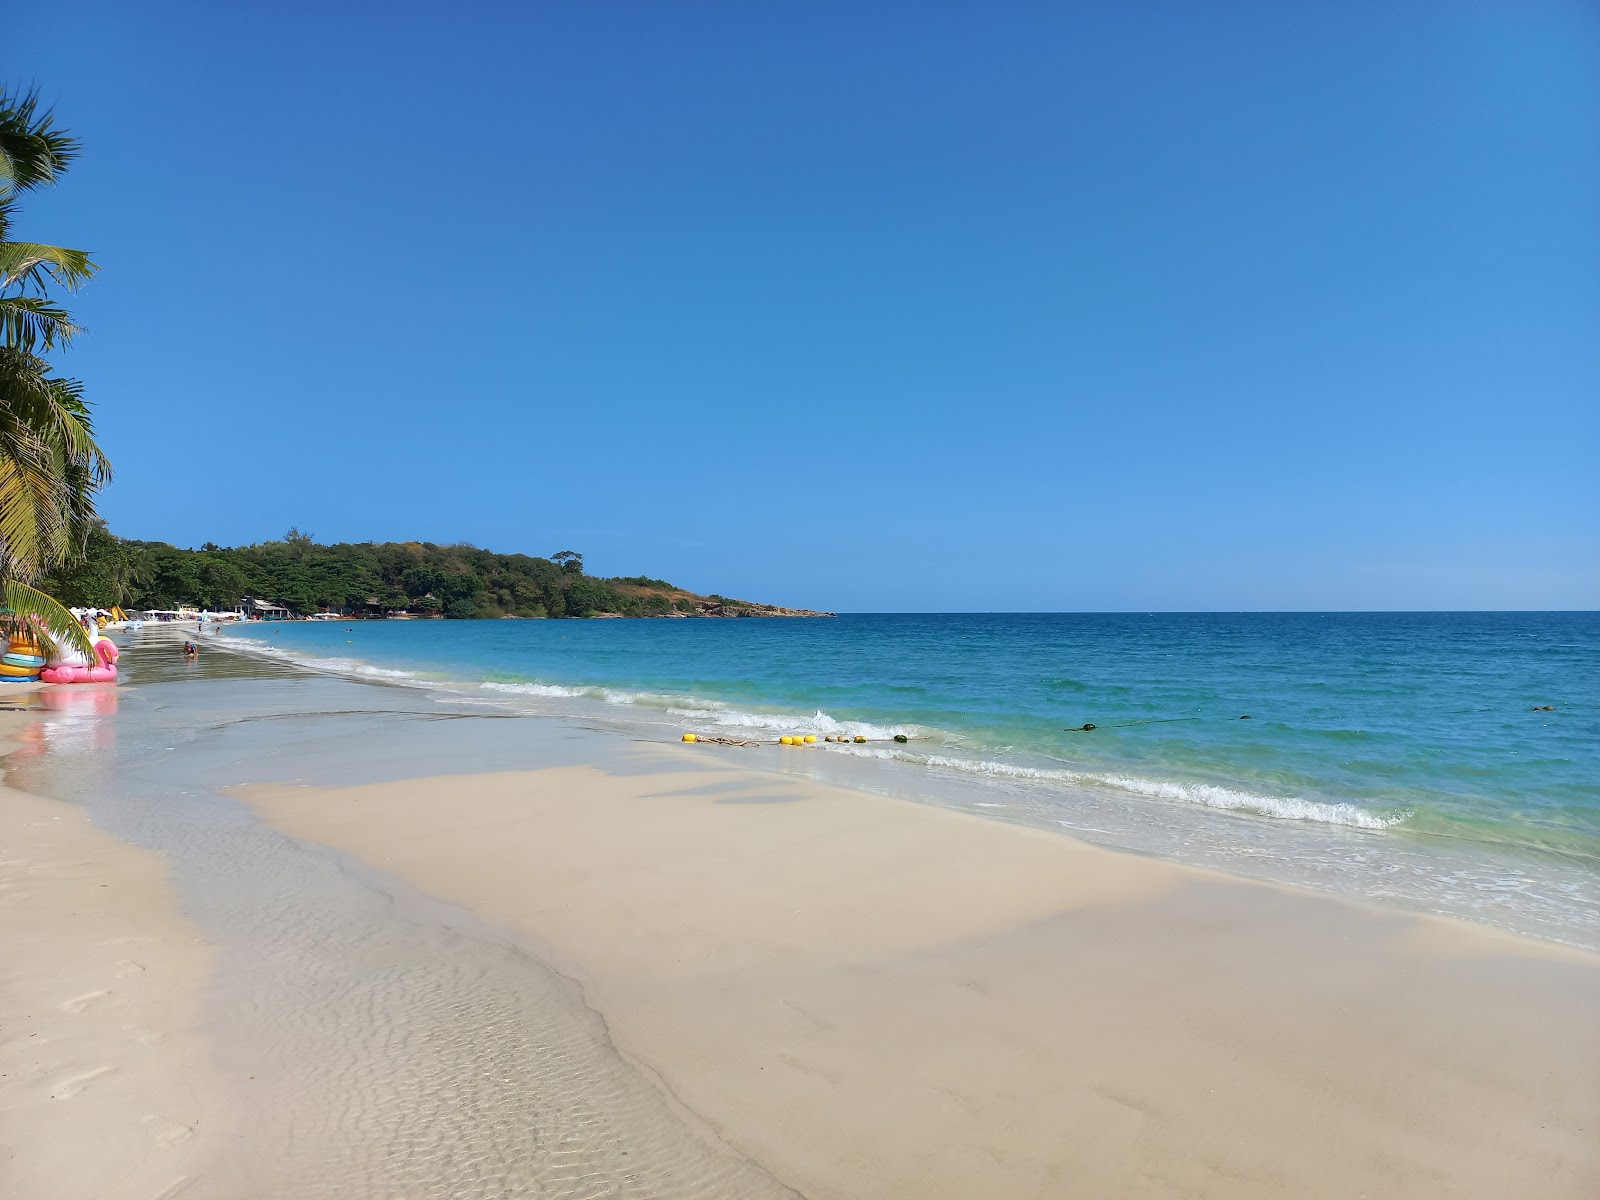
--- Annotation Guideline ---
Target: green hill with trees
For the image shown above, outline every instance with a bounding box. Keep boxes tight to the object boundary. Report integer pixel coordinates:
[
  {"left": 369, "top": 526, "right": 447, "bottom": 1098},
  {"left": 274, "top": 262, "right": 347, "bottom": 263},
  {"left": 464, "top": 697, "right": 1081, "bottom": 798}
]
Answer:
[
  {"left": 3, "top": 91, "right": 823, "bottom": 630},
  {"left": 42, "top": 525, "right": 831, "bottom": 620}
]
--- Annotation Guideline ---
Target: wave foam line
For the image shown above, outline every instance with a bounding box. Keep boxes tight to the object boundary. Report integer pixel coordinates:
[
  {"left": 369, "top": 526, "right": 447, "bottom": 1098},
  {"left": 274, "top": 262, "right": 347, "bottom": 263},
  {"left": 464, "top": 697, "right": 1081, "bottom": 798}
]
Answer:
[
  {"left": 480, "top": 683, "right": 915, "bottom": 740},
  {"left": 844, "top": 747, "right": 1404, "bottom": 830},
  {"left": 232, "top": 649, "right": 1400, "bottom": 832},
  {"left": 217, "top": 635, "right": 422, "bottom": 682}
]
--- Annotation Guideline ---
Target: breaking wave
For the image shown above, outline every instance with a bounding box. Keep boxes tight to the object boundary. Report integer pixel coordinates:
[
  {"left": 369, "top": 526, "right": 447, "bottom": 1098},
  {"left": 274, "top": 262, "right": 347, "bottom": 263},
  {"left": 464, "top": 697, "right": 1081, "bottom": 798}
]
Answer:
[
  {"left": 479, "top": 682, "right": 915, "bottom": 740},
  {"left": 221, "top": 639, "right": 1405, "bottom": 832},
  {"left": 216, "top": 635, "right": 425, "bottom": 682},
  {"left": 840, "top": 746, "right": 1405, "bottom": 830}
]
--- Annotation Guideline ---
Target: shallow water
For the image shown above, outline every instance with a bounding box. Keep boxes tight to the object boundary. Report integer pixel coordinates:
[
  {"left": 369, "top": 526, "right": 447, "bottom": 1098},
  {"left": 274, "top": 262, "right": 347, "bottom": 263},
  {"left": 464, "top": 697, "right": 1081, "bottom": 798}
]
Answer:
[
  {"left": 2, "top": 646, "right": 799, "bottom": 1199},
  {"left": 217, "top": 612, "right": 1600, "bottom": 947}
]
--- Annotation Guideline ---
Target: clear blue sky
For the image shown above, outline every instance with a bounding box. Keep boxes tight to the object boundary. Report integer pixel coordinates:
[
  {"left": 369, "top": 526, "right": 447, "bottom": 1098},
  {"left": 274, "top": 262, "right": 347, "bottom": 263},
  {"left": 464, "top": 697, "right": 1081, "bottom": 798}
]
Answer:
[{"left": 9, "top": 1, "right": 1597, "bottom": 611}]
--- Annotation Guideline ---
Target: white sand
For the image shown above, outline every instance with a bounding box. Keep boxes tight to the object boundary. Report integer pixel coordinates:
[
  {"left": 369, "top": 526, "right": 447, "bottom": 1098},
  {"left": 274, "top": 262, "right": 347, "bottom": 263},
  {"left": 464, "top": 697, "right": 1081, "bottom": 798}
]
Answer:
[
  {"left": 0, "top": 713, "right": 219, "bottom": 1200},
  {"left": 241, "top": 755, "right": 1600, "bottom": 1200}
]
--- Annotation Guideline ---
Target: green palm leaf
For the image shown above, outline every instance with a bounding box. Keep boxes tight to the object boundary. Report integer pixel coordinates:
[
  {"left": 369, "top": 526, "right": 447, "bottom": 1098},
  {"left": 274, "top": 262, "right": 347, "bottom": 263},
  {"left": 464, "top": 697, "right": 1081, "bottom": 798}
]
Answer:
[
  {"left": 0, "top": 90, "right": 80, "bottom": 196},
  {"left": 2, "top": 578, "right": 95, "bottom": 661},
  {"left": 0, "top": 293, "right": 81, "bottom": 352},
  {"left": 0, "top": 241, "right": 96, "bottom": 293},
  {"left": 0, "top": 349, "right": 109, "bottom": 474}
]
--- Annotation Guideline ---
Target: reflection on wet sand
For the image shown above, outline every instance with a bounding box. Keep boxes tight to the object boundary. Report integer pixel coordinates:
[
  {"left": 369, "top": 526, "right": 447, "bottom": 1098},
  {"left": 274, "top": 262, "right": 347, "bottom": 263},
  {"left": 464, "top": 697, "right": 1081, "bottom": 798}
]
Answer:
[{"left": 3, "top": 644, "right": 800, "bottom": 1199}]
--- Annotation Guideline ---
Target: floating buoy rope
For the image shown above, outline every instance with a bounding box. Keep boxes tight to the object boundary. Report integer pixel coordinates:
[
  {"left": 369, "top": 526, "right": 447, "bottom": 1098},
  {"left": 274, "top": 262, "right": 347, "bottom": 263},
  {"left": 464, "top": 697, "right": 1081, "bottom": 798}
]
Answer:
[
  {"left": 680, "top": 730, "right": 922, "bottom": 747},
  {"left": 685, "top": 703, "right": 1561, "bottom": 748},
  {"left": 1066, "top": 716, "right": 1205, "bottom": 731}
]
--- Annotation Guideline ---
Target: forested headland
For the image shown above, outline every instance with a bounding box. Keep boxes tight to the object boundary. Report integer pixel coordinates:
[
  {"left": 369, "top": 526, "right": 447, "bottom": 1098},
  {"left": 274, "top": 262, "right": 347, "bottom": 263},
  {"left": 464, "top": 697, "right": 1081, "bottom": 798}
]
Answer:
[
  {"left": 42, "top": 526, "right": 831, "bottom": 619},
  {"left": 2, "top": 93, "right": 825, "bottom": 626}
]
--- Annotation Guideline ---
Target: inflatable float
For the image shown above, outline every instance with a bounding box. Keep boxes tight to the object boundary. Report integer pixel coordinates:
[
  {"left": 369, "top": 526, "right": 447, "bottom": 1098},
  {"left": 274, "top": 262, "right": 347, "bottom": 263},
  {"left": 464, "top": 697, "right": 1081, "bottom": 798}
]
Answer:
[
  {"left": 2, "top": 632, "right": 46, "bottom": 682},
  {"left": 40, "top": 632, "right": 118, "bottom": 684}
]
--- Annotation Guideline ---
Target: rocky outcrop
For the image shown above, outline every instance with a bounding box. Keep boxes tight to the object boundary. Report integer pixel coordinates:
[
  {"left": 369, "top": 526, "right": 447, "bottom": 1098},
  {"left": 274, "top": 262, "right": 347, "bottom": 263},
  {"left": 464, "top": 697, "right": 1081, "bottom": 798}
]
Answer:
[{"left": 689, "top": 601, "right": 835, "bottom": 618}]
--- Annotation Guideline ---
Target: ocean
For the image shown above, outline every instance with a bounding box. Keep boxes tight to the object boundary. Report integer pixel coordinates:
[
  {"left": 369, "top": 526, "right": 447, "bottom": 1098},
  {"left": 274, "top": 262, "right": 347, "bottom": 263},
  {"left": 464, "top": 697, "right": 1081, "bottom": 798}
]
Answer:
[{"left": 220, "top": 611, "right": 1598, "bottom": 946}]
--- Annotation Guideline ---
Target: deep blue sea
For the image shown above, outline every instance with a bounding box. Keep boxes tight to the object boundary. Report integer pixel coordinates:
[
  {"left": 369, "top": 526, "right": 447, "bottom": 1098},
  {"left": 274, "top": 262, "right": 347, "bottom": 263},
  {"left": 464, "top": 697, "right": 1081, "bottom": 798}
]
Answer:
[{"left": 222, "top": 612, "right": 1598, "bottom": 944}]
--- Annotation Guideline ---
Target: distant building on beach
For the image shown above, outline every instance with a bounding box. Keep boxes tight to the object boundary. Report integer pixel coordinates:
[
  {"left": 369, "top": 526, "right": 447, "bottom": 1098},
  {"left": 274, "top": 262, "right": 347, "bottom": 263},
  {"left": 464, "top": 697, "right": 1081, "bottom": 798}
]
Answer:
[{"left": 247, "top": 598, "right": 292, "bottom": 621}]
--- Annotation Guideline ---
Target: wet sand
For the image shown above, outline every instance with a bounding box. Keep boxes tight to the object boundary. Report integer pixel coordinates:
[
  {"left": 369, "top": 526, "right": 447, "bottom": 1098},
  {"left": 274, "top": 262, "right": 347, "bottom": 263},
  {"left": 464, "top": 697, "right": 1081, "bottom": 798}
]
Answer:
[
  {"left": 5, "top": 646, "right": 1599, "bottom": 1199},
  {"left": 242, "top": 757, "right": 1600, "bottom": 1200},
  {"left": 0, "top": 711, "right": 219, "bottom": 1200}
]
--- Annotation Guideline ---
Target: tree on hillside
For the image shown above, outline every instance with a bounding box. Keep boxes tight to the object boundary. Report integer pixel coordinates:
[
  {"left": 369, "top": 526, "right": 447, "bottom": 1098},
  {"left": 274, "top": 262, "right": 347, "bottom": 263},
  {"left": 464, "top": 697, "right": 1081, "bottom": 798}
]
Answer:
[{"left": 0, "top": 89, "right": 104, "bottom": 656}]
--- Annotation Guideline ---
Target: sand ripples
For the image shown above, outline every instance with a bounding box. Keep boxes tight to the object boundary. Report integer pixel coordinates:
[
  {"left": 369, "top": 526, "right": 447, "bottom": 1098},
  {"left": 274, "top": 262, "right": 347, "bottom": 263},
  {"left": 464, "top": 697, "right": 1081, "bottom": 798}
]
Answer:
[{"left": 20, "top": 659, "right": 797, "bottom": 1199}]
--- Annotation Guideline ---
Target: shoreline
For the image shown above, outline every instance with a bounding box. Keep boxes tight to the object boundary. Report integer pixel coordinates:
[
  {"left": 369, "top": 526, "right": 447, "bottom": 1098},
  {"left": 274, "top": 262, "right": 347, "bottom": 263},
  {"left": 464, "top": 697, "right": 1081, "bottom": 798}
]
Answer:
[
  {"left": 213, "top": 621, "right": 1600, "bottom": 951},
  {"left": 5, "top": 638, "right": 1597, "bottom": 1197}
]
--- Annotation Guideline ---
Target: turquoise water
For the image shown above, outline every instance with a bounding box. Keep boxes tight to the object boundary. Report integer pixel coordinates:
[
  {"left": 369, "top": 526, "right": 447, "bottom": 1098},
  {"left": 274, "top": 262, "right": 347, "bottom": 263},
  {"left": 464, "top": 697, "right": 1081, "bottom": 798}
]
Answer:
[{"left": 220, "top": 612, "right": 1598, "bottom": 941}]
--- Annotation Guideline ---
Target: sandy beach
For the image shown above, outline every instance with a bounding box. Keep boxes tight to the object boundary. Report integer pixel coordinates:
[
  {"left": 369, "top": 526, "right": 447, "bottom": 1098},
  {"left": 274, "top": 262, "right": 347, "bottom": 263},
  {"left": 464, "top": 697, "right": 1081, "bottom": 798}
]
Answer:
[
  {"left": 2, "top": 649, "right": 1597, "bottom": 1198},
  {"left": 239, "top": 757, "right": 1600, "bottom": 1200},
  {"left": 0, "top": 709, "right": 220, "bottom": 1200}
]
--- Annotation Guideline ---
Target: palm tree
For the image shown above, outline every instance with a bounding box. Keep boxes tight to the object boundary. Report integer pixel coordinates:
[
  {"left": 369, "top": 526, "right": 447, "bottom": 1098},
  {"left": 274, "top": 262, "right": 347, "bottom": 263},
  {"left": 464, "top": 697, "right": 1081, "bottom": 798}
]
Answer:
[
  {"left": 0, "top": 88, "right": 105, "bottom": 657},
  {"left": 107, "top": 538, "right": 153, "bottom": 608}
]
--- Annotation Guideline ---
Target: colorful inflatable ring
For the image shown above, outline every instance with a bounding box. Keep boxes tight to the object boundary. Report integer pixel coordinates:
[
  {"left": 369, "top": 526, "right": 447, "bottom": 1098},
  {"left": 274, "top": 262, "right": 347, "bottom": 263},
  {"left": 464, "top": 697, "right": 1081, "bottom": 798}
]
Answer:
[
  {"left": 0, "top": 663, "right": 42, "bottom": 678},
  {"left": 0, "top": 675, "right": 40, "bottom": 683},
  {"left": 3, "top": 653, "right": 47, "bottom": 668}
]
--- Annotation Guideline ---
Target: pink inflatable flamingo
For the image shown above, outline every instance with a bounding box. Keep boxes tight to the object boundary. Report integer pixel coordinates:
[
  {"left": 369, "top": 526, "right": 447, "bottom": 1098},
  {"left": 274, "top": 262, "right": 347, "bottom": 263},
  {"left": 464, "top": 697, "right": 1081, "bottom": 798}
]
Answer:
[{"left": 41, "top": 638, "right": 119, "bottom": 684}]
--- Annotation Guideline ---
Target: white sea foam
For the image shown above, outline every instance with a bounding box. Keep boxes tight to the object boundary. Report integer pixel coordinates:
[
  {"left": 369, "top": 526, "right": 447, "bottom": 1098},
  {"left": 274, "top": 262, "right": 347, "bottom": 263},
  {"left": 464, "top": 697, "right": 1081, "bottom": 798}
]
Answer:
[
  {"left": 480, "top": 683, "right": 915, "bottom": 740},
  {"left": 1087, "top": 773, "right": 1402, "bottom": 829},
  {"left": 479, "top": 680, "right": 688, "bottom": 708},
  {"left": 840, "top": 746, "right": 1403, "bottom": 830},
  {"left": 481, "top": 680, "right": 591, "bottom": 699},
  {"left": 217, "top": 635, "right": 422, "bottom": 682},
  {"left": 297, "top": 657, "right": 419, "bottom": 681},
  {"left": 669, "top": 705, "right": 911, "bottom": 741},
  {"left": 216, "top": 634, "right": 288, "bottom": 659},
  {"left": 225, "top": 638, "right": 1402, "bottom": 832}
]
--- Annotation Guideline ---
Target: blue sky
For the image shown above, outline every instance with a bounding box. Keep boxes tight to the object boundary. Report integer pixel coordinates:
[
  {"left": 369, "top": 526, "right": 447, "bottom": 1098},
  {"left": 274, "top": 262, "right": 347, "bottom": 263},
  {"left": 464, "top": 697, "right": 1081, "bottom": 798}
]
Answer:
[{"left": 8, "top": 1, "right": 1597, "bottom": 610}]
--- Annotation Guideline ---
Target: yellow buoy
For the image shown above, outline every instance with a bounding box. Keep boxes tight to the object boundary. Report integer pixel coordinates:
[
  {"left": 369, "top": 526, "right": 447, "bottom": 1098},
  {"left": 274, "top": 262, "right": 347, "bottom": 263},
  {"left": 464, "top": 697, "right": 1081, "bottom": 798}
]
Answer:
[
  {"left": 682, "top": 733, "right": 697, "bottom": 743},
  {"left": 802, "top": 735, "right": 817, "bottom": 743},
  {"left": 853, "top": 735, "right": 867, "bottom": 743},
  {"left": 779, "top": 736, "right": 794, "bottom": 745}
]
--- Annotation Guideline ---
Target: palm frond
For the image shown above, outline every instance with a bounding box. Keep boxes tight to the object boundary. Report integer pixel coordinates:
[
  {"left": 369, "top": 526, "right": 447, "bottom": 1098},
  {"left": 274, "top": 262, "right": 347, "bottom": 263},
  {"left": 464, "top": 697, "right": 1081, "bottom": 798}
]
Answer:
[
  {"left": 0, "top": 446, "right": 62, "bottom": 579},
  {"left": 0, "top": 92, "right": 106, "bottom": 600},
  {"left": 0, "top": 349, "right": 109, "bottom": 581},
  {"left": 1, "top": 578, "right": 95, "bottom": 661},
  {"left": 0, "top": 349, "right": 110, "bottom": 479},
  {"left": 0, "top": 293, "right": 80, "bottom": 352},
  {"left": 0, "top": 241, "right": 97, "bottom": 293},
  {"left": 0, "top": 89, "right": 81, "bottom": 195}
]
